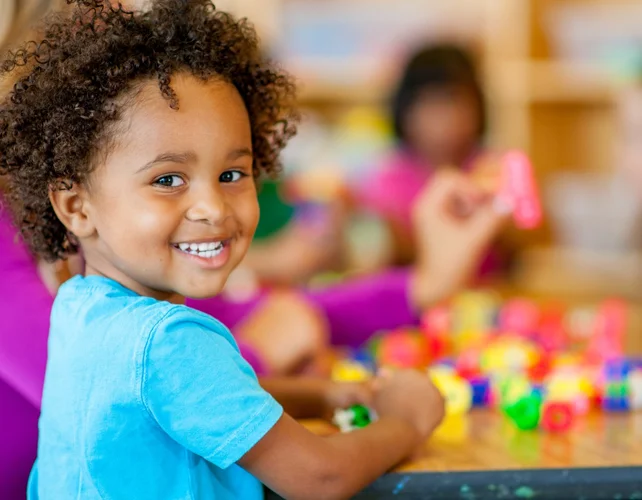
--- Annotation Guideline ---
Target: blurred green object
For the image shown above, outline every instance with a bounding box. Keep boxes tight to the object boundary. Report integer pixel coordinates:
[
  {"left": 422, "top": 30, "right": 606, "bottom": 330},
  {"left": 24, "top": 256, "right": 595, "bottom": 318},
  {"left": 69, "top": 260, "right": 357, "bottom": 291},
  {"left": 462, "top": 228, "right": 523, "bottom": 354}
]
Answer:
[
  {"left": 307, "top": 271, "right": 346, "bottom": 289},
  {"left": 254, "top": 180, "right": 295, "bottom": 241},
  {"left": 350, "top": 405, "right": 373, "bottom": 428},
  {"left": 504, "top": 395, "right": 541, "bottom": 431}
]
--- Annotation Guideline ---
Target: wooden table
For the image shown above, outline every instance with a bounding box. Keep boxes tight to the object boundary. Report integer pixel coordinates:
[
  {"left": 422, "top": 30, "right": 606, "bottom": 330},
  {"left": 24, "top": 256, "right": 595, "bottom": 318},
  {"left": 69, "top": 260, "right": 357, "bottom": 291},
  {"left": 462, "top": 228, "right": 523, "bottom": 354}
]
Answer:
[{"left": 269, "top": 409, "right": 642, "bottom": 499}]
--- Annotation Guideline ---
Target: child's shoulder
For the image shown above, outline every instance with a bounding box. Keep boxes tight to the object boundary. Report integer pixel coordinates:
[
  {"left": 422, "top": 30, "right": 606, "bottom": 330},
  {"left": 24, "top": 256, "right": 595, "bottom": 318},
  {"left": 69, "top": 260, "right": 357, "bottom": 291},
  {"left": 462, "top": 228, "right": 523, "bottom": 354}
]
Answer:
[
  {"left": 55, "top": 274, "right": 171, "bottom": 319},
  {"left": 53, "top": 275, "right": 231, "bottom": 341}
]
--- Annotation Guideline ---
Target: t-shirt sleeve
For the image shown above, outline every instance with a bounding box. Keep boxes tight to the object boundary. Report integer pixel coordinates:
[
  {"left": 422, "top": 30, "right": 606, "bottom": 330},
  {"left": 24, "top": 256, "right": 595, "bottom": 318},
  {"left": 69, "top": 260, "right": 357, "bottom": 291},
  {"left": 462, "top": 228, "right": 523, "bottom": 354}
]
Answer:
[{"left": 141, "top": 308, "right": 283, "bottom": 469}]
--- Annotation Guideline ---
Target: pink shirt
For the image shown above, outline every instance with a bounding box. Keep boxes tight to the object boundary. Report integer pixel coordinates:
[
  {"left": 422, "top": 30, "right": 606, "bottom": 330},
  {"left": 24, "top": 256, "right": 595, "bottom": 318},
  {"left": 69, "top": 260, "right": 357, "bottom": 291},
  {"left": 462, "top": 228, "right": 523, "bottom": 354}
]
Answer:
[
  {"left": 357, "top": 148, "right": 480, "bottom": 228},
  {"left": 357, "top": 149, "right": 433, "bottom": 229}
]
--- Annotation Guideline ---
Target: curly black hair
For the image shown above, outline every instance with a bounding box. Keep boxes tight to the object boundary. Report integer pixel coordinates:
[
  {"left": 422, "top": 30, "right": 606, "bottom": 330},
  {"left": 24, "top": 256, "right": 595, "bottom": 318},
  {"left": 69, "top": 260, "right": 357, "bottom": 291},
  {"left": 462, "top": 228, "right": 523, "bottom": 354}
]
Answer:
[{"left": 0, "top": 0, "right": 299, "bottom": 261}]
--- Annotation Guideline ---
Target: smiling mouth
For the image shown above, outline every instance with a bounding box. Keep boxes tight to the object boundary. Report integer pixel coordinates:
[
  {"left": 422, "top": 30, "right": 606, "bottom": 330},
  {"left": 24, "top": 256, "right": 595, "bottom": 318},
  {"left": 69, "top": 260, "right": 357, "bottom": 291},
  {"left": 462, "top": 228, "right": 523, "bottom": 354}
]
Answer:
[{"left": 172, "top": 240, "right": 228, "bottom": 259}]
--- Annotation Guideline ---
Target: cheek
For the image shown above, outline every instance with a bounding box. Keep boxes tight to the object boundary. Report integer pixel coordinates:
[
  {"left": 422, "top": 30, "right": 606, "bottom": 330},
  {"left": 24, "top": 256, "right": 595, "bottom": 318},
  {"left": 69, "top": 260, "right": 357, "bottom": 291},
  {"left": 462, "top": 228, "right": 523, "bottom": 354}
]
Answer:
[
  {"left": 235, "top": 191, "right": 260, "bottom": 235},
  {"left": 96, "top": 194, "right": 177, "bottom": 247}
]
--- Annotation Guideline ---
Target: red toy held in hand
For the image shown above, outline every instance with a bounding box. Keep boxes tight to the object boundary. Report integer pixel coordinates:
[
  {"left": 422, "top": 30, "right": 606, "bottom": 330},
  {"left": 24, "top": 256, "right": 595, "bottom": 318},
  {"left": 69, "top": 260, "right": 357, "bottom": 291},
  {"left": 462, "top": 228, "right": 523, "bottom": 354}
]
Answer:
[{"left": 497, "top": 150, "right": 542, "bottom": 229}]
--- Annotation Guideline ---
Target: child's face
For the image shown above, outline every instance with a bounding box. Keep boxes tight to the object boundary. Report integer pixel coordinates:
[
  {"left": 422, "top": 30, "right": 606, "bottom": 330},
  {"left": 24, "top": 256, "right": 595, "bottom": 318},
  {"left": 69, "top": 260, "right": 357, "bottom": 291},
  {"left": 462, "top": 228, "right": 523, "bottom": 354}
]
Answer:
[
  {"left": 60, "top": 74, "right": 259, "bottom": 301},
  {"left": 403, "top": 85, "right": 479, "bottom": 167}
]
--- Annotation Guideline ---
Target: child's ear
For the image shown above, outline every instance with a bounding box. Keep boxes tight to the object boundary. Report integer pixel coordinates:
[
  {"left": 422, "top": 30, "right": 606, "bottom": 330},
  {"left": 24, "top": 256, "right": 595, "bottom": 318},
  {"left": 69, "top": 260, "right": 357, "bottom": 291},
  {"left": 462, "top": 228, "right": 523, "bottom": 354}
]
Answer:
[{"left": 49, "top": 180, "right": 96, "bottom": 239}]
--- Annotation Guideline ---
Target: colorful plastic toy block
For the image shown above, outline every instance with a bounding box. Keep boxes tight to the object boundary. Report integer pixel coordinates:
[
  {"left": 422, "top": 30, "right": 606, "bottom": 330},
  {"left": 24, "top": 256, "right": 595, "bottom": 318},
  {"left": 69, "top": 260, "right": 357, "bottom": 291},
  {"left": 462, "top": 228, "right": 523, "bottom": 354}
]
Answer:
[
  {"left": 499, "top": 298, "right": 539, "bottom": 337},
  {"left": 333, "top": 405, "right": 376, "bottom": 433},
  {"left": 469, "top": 376, "right": 491, "bottom": 407},
  {"left": 499, "top": 375, "right": 532, "bottom": 408},
  {"left": 377, "top": 329, "right": 429, "bottom": 369},
  {"left": 429, "top": 368, "right": 473, "bottom": 416},
  {"left": 602, "top": 381, "right": 630, "bottom": 412},
  {"left": 541, "top": 401, "right": 574, "bottom": 432},
  {"left": 331, "top": 359, "right": 372, "bottom": 383},
  {"left": 505, "top": 394, "right": 541, "bottom": 430}
]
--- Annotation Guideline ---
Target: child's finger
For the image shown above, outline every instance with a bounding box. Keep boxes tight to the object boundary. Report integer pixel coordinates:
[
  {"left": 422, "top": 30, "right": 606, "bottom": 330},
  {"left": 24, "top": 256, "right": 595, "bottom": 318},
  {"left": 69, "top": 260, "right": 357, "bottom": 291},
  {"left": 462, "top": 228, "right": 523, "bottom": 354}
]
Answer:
[{"left": 467, "top": 200, "right": 511, "bottom": 243}]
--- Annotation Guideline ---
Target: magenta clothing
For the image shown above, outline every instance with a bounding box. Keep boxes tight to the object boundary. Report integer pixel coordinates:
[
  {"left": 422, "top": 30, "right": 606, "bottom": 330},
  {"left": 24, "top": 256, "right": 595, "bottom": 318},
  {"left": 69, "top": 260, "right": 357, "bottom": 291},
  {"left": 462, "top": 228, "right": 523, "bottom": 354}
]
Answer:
[
  {"left": 0, "top": 210, "right": 51, "bottom": 409},
  {"left": 0, "top": 207, "right": 52, "bottom": 499},
  {"left": 357, "top": 149, "right": 435, "bottom": 230},
  {"left": 0, "top": 206, "right": 417, "bottom": 497},
  {"left": 189, "top": 267, "right": 416, "bottom": 351}
]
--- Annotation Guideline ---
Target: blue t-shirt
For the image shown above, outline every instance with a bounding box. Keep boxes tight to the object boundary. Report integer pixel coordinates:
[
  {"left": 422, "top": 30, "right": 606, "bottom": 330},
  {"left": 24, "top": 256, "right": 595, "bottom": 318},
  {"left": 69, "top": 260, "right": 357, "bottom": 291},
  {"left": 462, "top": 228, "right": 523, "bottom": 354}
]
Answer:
[{"left": 29, "top": 275, "right": 283, "bottom": 499}]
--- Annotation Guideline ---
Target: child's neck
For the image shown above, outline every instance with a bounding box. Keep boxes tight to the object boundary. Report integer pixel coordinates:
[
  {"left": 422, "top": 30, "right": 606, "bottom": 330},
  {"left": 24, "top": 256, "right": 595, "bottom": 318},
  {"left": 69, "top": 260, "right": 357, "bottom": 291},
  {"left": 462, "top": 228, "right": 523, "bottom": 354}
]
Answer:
[{"left": 84, "top": 262, "right": 185, "bottom": 305}]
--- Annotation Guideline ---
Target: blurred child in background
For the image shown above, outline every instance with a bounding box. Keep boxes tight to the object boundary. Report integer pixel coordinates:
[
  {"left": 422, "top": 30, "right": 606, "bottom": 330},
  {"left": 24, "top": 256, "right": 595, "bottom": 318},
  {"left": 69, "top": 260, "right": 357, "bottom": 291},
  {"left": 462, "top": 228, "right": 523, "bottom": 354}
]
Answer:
[{"left": 356, "top": 43, "right": 507, "bottom": 273}]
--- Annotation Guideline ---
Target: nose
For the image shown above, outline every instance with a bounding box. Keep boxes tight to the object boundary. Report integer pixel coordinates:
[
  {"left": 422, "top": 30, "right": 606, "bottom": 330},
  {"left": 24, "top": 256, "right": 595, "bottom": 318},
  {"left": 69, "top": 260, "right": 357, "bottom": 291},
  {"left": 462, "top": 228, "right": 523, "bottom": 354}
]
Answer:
[{"left": 185, "top": 183, "right": 229, "bottom": 225}]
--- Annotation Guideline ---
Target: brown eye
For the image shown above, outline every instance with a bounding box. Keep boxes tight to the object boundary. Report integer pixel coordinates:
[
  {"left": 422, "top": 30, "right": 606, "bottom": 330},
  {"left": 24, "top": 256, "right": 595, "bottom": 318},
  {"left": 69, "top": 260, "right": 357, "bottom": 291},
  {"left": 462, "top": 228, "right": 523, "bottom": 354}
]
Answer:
[
  {"left": 220, "top": 170, "right": 246, "bottom": 183},
  {"left": 153, "top": 175, "right": 185, "bottom": 188}
]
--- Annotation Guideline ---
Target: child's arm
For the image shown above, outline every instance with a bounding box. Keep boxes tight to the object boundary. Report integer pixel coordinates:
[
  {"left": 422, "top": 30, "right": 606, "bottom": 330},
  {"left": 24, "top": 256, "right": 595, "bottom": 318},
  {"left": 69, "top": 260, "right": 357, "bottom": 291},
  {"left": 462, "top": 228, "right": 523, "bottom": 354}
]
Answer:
[
  {"left": 241, "top": 370, "right": 444, "bottom": 500},
  {"left": 241, "top": 413, "right": 416, "bottom": 499},
  {"left": 145, "top": 315, "right": 444, "bottom": 499}
]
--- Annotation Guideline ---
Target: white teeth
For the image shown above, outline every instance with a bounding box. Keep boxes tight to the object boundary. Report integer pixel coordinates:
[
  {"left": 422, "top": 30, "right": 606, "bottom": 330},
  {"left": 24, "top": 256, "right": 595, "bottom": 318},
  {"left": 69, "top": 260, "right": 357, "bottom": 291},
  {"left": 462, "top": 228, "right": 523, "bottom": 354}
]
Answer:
[{"left": 175, "top": 241, "right": 225, "bottom": 258}]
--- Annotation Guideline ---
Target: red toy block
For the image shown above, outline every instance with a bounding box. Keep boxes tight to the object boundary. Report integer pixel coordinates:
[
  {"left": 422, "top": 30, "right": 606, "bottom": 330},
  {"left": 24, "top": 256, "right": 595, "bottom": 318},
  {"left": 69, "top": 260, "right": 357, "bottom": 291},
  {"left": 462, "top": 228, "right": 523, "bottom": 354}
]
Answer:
[
  {"left": 378, "top": 329, "right": 429, "bottom": 369},
  {"left": 537, "top": 304, "right": 568, "bottom": 353},
  {"left": 541, "top": 401, "right": 574, "bottom": 432},
  {"left": 420, "top": 306, "right": 451, "bottom": 360},
  {"left": 499, "top": 298, "right": 539, "bottom": 336}
]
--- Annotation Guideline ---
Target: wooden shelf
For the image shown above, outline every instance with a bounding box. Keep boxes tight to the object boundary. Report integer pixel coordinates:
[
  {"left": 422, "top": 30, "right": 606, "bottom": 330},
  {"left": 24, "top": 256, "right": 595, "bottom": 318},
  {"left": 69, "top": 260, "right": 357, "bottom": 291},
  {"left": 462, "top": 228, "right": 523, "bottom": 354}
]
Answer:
[
  {"left": 297, "top": 80, "right": 387, "bottom": 105},
  {"left": 296, "top": 60, "right": 622, "bottom": 107},
  {"left": 491, "top": 60, "right": 621, "bottom": 105}
]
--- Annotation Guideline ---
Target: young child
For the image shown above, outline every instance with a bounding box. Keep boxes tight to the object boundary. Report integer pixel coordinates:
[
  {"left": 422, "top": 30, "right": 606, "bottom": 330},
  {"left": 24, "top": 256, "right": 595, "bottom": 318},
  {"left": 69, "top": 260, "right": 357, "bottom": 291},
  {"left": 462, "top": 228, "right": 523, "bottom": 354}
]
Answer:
[
  {"left": 0, "top": 1, "right": 445, "bottom": 498},
  {"left": 356, "top": 43, "right": 505, "bottom": 271}
]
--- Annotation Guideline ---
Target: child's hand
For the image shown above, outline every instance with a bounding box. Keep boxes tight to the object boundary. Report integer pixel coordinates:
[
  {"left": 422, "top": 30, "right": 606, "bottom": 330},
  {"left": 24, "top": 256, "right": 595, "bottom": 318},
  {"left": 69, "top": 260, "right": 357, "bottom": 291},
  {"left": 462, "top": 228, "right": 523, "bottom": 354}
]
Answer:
[
  {"left": 409, "top": 169, "right": 508, "bottom": 310},
  {"left": 323, "top": 380, "right": 373, "bottom": 414},
  {"left": 372, "top": 369, "right": 445, "bottom": 440}
]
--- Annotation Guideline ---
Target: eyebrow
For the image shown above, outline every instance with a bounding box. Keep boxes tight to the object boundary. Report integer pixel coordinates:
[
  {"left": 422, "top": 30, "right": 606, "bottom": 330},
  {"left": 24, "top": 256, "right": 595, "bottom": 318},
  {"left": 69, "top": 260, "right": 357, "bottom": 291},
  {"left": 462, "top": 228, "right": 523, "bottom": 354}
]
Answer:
[
  {"left": 136, "top": 148, "right": 253, "bottom": 174},
  {"left": 136, "top": 151, "right": 197, "bottom": 173},
  {"left": 228, "top": 147, "right": 253, "bottom": 161}
]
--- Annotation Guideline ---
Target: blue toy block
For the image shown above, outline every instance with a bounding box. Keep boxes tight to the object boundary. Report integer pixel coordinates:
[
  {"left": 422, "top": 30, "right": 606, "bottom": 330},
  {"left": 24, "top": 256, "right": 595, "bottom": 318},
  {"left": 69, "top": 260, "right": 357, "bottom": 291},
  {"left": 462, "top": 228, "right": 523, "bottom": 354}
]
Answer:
[
  {"left": 604, "top": 359, "right": 631, "bottom": 381},
  {"left": 471, "top": 377, "right": 490, "bottom": 407},
  {"left": 352, "top": 349, "right": 377, "bottom": 372},
  {"left": 531, "top": 384, "right": 545, "bottom": 402},
  {"left": 602, "top": 397, "right": 630, "bottom": 412}
]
